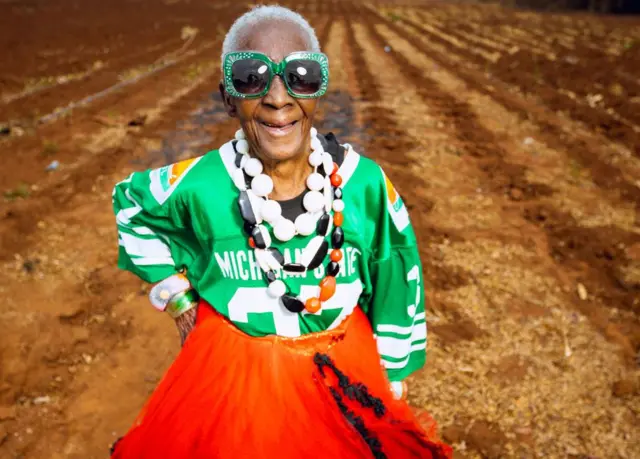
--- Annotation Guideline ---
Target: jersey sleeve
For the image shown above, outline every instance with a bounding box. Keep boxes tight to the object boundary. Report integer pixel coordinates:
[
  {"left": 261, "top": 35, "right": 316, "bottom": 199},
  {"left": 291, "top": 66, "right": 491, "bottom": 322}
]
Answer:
[
  {"left": 112, "top": 158, "right": 199, "bottom": 283},
  {"left": 366, "top": 168, "right": 427, "bottom": 382}
]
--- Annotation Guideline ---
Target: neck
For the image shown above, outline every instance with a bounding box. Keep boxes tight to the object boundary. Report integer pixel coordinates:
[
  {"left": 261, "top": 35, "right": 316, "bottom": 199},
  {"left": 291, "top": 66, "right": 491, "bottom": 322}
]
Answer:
[{"left": 260, "top": 150, "right": 312, "bottom": 201}]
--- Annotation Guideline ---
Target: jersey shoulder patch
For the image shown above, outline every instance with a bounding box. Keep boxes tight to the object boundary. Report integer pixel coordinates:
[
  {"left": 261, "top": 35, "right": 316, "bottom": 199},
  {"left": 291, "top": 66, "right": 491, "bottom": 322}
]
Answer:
[
  {"left": 149, "top": 156, "right": 202, "bottom": 204},
  {"left": 381, "top": 168, "right": 410, "bottom": 232}
]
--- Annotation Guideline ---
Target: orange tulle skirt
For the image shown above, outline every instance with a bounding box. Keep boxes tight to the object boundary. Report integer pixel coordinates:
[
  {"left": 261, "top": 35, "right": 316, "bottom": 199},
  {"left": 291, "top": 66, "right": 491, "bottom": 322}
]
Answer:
[{"left": 110, "top": 301, "right": 452, "bottom": 459}]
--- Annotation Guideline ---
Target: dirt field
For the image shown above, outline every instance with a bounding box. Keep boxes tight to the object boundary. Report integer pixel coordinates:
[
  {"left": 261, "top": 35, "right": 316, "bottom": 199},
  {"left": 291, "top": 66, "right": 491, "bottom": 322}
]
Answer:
[{"left": 1, "top": 0, "right": 639, "bottom": 458}]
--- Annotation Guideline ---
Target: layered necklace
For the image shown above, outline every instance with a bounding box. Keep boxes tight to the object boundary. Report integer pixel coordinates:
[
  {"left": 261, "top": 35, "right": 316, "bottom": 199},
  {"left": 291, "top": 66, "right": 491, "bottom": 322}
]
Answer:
[{"left": 232, "top": 127, "right": 344, "bottom": 314}]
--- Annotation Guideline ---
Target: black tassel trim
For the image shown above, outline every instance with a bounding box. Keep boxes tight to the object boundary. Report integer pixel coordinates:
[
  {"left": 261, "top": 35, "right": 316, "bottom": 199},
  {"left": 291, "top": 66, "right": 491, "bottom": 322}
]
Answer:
[
  {"left": 329, "top": 387, "right": 387, "bottom": 459},
  {"left": 313, "top": 353, "right": 389, "bottom": 458},
  {"left": 314, "top": 353, "right": 386, "bottom": 418}
]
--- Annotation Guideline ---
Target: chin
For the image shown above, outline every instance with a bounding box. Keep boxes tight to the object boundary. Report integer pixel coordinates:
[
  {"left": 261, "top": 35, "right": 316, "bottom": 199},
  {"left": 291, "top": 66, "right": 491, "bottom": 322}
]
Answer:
[{"left": 260, "top": 140, "right": 305, "bottom": 162}]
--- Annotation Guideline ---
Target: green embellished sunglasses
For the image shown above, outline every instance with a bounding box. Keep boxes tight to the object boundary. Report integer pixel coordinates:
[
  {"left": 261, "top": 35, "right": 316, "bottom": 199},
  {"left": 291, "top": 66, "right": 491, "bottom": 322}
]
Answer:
[{"left": 222, "top": 51, "right": 329, "bottom": 99}]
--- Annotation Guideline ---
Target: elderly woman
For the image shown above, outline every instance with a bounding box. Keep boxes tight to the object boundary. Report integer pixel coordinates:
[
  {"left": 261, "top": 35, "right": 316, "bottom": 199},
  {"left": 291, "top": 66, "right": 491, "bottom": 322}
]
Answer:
[{"left": 110, "top": 5, "right": 451, "bottom": 459}]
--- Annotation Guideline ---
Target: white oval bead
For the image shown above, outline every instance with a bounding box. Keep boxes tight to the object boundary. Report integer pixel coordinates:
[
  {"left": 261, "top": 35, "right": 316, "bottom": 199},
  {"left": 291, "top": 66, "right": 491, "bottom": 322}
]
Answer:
[
  {"left": 311, "top": 137, "right": 323, "bottom": 152},
  {"left": 306, "top": 172, "right": 324, "bottom": 192},
  {"left": 247, "top": 190, "right": 263, "bottom": 224},
  {"left": 324, "top": 176, "right": 333, "bottom": 212},
  {"left": 300, "top": 235, "right": 324, "bottom": 267},
  {"left": 265, "top": 251, "right": 282, "bottom": 271},
  {"left": 332, "top": 199, "right": 345, "bottom": 213},
  {"left": 251, "top": 174, "right": 273, "bottom": 197},
  {"left": 254, "top": 249, "right": 271, "bottom": 272},
  {"left": 308, "top": 151, "right": 323, "bottom": 167},
  {"left": 267, "top": 279, "right": 286, "bottom": 298},
  {"left": 239, "top": 154, "right": 248, "bottom": 169},
  {"left": 261, "top": 200, "right": 282, "bottom": 223},
  {"left": 255, "top": 224, "right": 271, "bottom": 248},
  {"left": 325, "top": 214, "right": 333, "bottom": 236},
  {"left": 303, "top": 190, "right": 324, "bottom": 213},
  {"left": 235, "top": 129, "right": 246, "bottom": 140},
  {"left": 322, "top": 152, "right": 334, "bottom": 176},
  {"left": 236, "top": 139, "right": 249, "bottom": 154},
  {"left": 232, "top": 168, "right": 247, "bottom": 190},
  {"left": 244, "top": 157, "right": 263, "bottom": 177},
  {"left": 294, "top": 213, "right": 316, "bottom": 236},
  {"left": 273, "top": 218, "right": 296, "bottom": 242},
  {"left": 310, "top": 127, "right": 318, "bottom": 138}
]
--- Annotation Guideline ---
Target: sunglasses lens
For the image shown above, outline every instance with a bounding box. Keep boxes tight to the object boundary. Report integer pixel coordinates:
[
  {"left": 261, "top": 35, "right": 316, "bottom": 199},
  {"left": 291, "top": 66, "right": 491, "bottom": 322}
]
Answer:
[
  {"left": 231, "top": 59, "right": 270, "bottom": 95},
  {"left": 284, "top": 59, "right": 323, "bottom": 95}
]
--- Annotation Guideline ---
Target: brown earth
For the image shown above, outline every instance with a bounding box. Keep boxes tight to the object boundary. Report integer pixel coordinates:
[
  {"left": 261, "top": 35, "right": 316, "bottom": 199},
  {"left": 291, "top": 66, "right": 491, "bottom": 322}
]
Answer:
[{"left": 1, "top": 1, "right": 639, "bottom": 458}]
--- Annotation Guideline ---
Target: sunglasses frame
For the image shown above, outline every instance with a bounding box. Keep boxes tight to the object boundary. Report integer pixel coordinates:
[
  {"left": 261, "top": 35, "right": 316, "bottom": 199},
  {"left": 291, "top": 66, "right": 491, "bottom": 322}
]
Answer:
[{"left": 222, "top": 51, "right": 329, "bottom": 99}]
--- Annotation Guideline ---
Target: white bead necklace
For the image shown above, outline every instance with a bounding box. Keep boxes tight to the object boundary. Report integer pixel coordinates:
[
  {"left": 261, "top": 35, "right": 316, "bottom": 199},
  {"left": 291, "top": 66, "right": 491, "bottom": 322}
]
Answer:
[
  {"left": 232, "top": 127, "right": 336, "bottom": 242},
  {"left": 232, "top": 128, "right": 347, "bottom": 313}
]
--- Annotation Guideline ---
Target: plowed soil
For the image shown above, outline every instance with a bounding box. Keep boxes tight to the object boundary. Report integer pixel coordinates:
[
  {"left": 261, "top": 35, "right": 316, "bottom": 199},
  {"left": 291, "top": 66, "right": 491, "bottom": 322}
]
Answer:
[{"left": 1, "top": 1, "right": 639, "bottom": 458}]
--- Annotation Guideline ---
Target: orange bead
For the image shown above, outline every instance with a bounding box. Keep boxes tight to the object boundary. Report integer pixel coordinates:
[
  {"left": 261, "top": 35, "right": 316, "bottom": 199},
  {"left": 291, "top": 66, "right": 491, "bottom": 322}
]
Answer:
[
  {"left": 332, "top": 162, "right": 339, "bottom": 175},
  {"left": 330, "top": 173, "right": 343, "bottom": 187},
  {"left": 330, "top": 249, "right": 342, "bottom": 262},
  {"left": 319, "top": 276, "right": 336, "bottom": 301},
  {"left": 305, "top": 297, "right": 321, "bottom": 313},
  {"left": 333, "top": 212, "right": 344, "bottom": 227},
  {"left": 248, "top": 237, "right": 256, "bottom": 248}
]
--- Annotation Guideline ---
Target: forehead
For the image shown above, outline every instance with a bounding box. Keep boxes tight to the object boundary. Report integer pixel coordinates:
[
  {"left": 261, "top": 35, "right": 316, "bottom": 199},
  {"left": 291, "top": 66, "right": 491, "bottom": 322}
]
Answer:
[{"left": 236, "top": 20, "right": 310, "bottom": 63}]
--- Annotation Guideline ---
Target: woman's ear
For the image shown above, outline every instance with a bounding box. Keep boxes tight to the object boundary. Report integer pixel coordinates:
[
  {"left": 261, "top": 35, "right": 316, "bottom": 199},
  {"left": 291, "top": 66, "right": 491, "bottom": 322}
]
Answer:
[{"left": 219, "top": 82, "right": 237, "bottom": 118}]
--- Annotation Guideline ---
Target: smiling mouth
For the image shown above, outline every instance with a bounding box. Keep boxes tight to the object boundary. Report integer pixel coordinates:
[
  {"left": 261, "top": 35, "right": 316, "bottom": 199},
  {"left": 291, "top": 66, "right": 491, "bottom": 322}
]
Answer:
[{"left": 259, "top": 120, "right": 298, "bottom": 136}]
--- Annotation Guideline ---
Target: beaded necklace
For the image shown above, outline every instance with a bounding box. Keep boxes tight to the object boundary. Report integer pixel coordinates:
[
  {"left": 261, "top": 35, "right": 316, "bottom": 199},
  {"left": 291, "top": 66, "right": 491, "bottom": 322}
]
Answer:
[{"left": 232, "top": 127, "right": 344, "bottom": 314}]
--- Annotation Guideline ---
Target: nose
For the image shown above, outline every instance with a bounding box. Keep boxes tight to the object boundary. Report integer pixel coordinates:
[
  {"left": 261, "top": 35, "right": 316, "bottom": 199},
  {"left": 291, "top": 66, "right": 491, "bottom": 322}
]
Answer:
[{"left": 262, "top": 75, "right": 292, "bottom": 109}]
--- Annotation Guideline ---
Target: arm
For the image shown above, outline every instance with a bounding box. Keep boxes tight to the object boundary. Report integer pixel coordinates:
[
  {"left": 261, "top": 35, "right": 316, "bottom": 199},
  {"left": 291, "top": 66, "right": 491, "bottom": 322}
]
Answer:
[
  {"left": 112, "top": 159, "right": 200, "bottom": 343},
  {"left": 112, "top": 168, "right": 185, "bottom": 282},
  {"left": 366, "top": 168, "right": 427, "bottom": 395}
]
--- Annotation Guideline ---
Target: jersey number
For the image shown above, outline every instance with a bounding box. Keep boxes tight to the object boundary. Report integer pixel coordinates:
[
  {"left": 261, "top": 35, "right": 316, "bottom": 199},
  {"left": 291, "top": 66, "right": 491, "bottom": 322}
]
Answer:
[{"left": 227, "top": 280, "right": 364, "bottom": 337}]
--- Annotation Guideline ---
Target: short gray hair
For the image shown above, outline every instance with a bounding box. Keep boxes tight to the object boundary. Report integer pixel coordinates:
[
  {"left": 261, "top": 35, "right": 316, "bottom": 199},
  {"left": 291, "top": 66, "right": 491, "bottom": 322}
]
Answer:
[{"left": 221, "top": 5, "right": 320, "bottom": 67}]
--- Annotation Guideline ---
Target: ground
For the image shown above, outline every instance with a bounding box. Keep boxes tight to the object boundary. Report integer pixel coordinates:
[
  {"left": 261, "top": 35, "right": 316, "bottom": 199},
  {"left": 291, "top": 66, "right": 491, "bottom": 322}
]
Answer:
[{"left": 0, "top": 0, "right": 639, "bottom": 458}]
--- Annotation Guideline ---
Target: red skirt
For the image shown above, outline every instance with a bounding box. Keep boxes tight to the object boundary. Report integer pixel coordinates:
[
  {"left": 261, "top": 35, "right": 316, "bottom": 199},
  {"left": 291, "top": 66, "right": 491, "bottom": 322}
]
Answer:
[{"left": 111, "top": 301, "right": 452, "bottom": 459}]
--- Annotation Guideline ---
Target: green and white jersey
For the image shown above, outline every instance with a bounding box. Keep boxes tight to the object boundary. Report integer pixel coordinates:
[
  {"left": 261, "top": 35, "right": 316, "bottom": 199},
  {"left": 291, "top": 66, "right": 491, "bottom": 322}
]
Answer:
[{"left": 112, "top": 140, "right": 427, "bottom": 382}]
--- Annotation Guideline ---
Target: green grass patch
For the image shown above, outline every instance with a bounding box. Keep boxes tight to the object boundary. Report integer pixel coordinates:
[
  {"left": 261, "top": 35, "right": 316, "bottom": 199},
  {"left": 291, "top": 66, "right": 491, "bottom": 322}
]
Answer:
[{"left": 4, "top": 183, "right": 30, "bottom": 200}]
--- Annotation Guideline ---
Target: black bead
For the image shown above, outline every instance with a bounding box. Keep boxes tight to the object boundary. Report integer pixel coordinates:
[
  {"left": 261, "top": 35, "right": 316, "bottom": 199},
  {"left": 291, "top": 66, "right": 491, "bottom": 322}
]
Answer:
[
  {"left": 268, "top": 248, "right": 284, "bottom": 266},
  {"left": 332, "top": 227, "right": 344, "bottom": 249},
  {"left": 327, "top": 261, "right": 340, "bottom": 277},
  {"left": 234, "top": 152, "right": 243, "bottom": 168},
  {"left": 283, "top": 263, "right": 306, "bottom": 273},
  {"left": 238, "top": 191, "right": 256, "bottom": 225},
  {"left": 251, "top": 226, "right": 266, "bottom": 249},
  {"left": 320, "top": 161, "right": 332, "bottom": 176},
  {"left": 307, "top": 239, "right": 329, "bottom": 271},
  {"left": 317, "top": 213, "right": 330, "bottom": 236},
  {"left": 243, "top": 221, "right": 255, "bottom": 235},
  {"left": 265, "top": 270, "right": 277, "bottom": 283},
  {"left": 282, "top": 295, "right": 305, "bottom": 313},
  {"left": 334, "top": 187, "right": 343, "bottom": 200}
]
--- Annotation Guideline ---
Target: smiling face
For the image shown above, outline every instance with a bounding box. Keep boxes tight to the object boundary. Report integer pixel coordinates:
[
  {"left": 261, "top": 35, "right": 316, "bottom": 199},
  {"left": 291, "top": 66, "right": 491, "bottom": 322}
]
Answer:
[{"left": 221, "top": 20, "right": 320, "bottom": 163}]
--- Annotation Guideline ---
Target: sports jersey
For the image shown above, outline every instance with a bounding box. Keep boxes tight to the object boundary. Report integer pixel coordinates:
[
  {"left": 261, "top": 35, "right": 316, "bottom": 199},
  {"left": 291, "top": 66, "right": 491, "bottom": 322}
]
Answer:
[{"left": 112, "top": 139, "right": 427, "bottom": 382}]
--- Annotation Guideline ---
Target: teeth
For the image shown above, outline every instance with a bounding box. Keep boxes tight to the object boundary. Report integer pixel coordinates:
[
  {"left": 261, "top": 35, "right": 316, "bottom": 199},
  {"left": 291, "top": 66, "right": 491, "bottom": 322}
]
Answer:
[{"left": 263, "top": 122, "right": 293, "bottom": 128}]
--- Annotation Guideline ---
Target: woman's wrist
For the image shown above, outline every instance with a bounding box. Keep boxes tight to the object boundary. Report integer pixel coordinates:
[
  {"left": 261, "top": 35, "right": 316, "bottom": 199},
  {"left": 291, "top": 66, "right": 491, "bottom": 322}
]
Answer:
[
  {"left": 174, "top": 307, "right": 197, "bottom": 346},
  {"left": 390, "top": 381, "right": 408, "bottom": 401},
  {"left": 149, "top": 274, "right": 192, "bottom": 311},
  {"left": 166, "top": 289, "right": 199, "bottom": 319}
]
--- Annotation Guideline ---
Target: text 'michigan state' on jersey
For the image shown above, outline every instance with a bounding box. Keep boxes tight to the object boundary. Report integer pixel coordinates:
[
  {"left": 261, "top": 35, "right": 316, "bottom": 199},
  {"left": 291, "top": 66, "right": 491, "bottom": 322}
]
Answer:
[{"left": 112, "top": 139, "right": 427, "bottom": 382}]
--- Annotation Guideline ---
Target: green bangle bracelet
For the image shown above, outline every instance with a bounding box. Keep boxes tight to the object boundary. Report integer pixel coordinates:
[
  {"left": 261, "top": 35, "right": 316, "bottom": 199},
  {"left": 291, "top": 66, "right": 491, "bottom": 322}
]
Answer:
[{"left": 166, "top": 289, "right": 199, "bottom": 319}]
